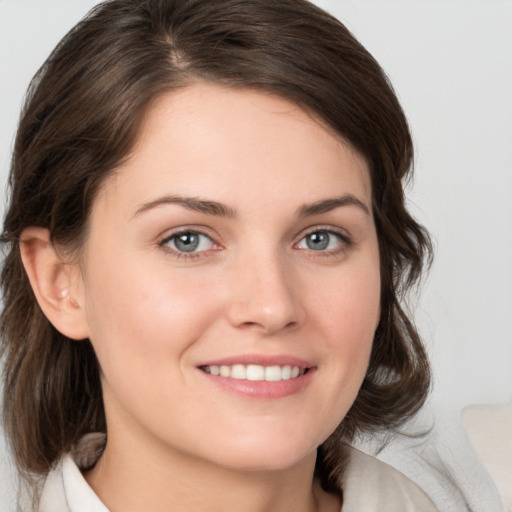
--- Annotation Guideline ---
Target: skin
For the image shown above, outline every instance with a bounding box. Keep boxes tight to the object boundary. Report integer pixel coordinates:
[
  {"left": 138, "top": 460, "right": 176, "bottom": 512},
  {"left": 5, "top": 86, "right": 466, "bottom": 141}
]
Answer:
[{"left": 22, "top": 82, "right": 381, "bottom": 512}]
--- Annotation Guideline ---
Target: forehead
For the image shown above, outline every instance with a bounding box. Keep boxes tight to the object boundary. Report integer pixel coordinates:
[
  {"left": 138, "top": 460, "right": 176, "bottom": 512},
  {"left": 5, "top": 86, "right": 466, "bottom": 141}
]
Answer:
[{"left": 95, "top": 82, "right": 371, "bottom": 216}]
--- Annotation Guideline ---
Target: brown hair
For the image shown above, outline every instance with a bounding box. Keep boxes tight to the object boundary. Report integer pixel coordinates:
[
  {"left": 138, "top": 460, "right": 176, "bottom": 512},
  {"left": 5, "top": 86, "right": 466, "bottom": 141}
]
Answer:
[{"left": 1, "top": 0, "right": 432, "bottom": 492}]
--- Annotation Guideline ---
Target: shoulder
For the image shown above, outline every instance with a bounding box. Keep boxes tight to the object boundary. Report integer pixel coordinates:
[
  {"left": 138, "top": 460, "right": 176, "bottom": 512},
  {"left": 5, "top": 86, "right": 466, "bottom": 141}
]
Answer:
[{"left": 339, "top": 445, "right": 437, "bottom": 512}]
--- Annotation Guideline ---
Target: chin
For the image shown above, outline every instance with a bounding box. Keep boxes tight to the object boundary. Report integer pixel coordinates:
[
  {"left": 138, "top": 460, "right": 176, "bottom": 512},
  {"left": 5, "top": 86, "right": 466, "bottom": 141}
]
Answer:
[{"left": 202, "top": 433, "right": 321, "bottom": 473}]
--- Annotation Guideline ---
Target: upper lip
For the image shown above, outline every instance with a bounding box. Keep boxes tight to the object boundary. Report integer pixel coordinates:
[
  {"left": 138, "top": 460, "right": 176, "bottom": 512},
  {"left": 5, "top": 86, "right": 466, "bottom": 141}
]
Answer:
[{"left": 197, "top": 354, "right": 315, "bottom": 369}]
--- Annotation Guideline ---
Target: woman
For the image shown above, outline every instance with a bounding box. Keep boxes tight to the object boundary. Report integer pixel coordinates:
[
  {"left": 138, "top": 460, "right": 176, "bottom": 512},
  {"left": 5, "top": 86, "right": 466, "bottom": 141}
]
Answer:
[{"left": 1, "top": 0, "right": 434, "bottom": 510}]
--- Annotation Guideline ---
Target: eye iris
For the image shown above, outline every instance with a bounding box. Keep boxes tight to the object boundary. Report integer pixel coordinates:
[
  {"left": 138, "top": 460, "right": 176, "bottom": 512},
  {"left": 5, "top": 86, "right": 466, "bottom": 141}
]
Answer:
[
  {"left": 174, "top": 233, "right": 199, "bottom": 252},
  {"left": 306, "top": 231, "right": 330, "bottom": 250}
]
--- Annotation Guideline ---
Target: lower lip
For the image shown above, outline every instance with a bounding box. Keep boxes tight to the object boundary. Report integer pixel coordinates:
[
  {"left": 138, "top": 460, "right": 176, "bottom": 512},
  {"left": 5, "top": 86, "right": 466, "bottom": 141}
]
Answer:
[{"left": 198, "top": 368, "right": 316, "bottom": 399}]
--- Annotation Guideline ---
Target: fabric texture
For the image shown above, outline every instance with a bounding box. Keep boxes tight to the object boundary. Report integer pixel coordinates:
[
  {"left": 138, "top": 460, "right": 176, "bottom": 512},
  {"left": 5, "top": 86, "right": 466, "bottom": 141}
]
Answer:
[
  {"left": 355, "top": 405, "right": 504, "bottom": 512},
  {"left": 37, "top": 433, "right": 435, "bottom": 512},
  {"left": 462, "top": 403, "right": 512, "bottom": 512}
]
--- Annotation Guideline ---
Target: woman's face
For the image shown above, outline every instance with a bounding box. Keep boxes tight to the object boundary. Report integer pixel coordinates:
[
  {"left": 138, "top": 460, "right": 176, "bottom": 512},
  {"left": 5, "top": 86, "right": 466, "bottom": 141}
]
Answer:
[{"left": 75, "top": 82, "right": 380, "bottom": 472}]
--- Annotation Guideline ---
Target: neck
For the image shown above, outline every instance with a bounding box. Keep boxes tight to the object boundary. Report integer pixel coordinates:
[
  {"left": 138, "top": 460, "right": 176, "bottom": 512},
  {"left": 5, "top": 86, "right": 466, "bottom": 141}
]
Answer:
[{"left": 84, "top": 426, "right": 341, "bottom": 512}]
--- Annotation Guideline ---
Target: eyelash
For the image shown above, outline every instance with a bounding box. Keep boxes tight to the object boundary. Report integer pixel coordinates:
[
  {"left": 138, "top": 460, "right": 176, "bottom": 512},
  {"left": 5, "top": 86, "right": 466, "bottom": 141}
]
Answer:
[
  {"left": 158, "top": 226, "right": 352, "bottom": 261},
  {"left": 295, "top": 227, "right": 352, "bottom": 258},
  {"left": 159, "top": 229, "right": 220, "bottom": 261}
]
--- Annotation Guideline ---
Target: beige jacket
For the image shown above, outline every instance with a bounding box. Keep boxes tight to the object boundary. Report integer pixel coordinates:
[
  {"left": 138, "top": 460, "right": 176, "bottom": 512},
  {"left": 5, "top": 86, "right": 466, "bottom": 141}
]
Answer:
[{"left": 38, "top": 434, "right": 436, "bottom": 512}]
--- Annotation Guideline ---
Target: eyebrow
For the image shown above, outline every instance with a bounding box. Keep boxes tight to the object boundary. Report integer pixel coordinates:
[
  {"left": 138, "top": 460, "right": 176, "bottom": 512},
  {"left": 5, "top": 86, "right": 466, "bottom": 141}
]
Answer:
[
  {"left": 134, "top": 195, "right": 237, "bottom": 218},
  {"left": 134, "top": 193, "right": 370, "bottom": 219},
  {"left": 298, "top": 195, "right": 370, "bottom": 217}
]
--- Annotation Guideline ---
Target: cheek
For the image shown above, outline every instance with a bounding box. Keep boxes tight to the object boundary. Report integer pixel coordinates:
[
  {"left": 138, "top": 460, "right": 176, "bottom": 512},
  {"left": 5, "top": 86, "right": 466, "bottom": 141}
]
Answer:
[
  {"left": 81, "top": 258, "right": 229, "bottom": 427},
  {"left": 310, "top": 255, "right": 380, "bottom": 382},
  {"left": 316, "top": 259, "right": 380, "bottom": 340},
  {"left": 289, "top": 259, "right": 380, "bottom": 442},
  {"left": 81, "top": 253, "right": 222, "bottom": 375}
]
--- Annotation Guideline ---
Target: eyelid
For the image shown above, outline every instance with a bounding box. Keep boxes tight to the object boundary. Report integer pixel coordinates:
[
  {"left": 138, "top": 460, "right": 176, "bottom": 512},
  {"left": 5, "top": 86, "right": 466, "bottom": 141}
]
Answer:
[
  {"left": 296, "top": 225, "right": 351, "bottom": 244},
  {"left": 294, "top": 225, "right": 353, "bottom": 254},
  {"left": 158, "top": 226, "right": 223, "bottom": 259},
  {"left": 156, "top": 224, "right": 352, "bottom": 260},
  {"left": 158, "top": 225, "right": 220, "bottom": 245}
]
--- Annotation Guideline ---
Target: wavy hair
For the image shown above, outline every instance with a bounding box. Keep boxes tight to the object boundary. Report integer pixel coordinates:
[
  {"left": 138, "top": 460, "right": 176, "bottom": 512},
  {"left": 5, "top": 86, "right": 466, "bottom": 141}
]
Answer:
[{"left": 1, "top": 0, "right": 432, "bottom": 492}]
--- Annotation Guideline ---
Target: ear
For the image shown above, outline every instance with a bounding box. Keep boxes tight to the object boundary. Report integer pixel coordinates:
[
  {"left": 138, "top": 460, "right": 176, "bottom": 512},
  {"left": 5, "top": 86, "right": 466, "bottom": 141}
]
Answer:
[{"left": 19, "top": 227, "right": 89, "bottom": 340}]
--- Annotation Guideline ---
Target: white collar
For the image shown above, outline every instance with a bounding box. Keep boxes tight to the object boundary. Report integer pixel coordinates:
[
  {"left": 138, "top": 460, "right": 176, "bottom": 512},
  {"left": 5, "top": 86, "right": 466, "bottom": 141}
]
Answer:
[{"left": 38, "top": 434, "right": 108, "bottom": 512}]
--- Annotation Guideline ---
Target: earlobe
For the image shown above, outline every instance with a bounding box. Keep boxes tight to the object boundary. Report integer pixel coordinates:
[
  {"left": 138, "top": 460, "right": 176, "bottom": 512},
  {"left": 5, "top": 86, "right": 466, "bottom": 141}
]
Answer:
[{"left": 19, "top": 227, "right": 89, "bottom": 340}]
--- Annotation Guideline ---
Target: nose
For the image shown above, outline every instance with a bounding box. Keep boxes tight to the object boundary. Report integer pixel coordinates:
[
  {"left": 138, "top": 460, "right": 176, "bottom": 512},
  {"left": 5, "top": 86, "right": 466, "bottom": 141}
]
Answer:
[{"left": 225, "top": 252, "right": 306, "bottom": 335}]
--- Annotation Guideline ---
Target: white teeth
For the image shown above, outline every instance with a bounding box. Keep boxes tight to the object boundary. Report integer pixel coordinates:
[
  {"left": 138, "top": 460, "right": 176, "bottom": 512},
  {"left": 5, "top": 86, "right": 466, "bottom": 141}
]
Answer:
[
  {"left": 281, "top": 365, "right": 292, "bottom": 380},
  {"left": 203, "top": 364, "right": 305, "bottom": 381},
  {"left": 265, "top": 365, "right": 282, "bottom": 381},
  {"left": 231, "top": 364, "right": 246, "bottom": 379},
  {"left": 247, "top": 364, "right": 265, "bottom": 381}
]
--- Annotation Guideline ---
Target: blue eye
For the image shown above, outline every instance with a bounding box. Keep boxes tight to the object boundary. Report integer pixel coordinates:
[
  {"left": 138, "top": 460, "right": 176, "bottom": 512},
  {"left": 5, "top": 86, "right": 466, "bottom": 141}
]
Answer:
[
  {"left": 162, "top": 231, "right": 215, "bottom": 253},
  {"left": 297, "top": 230, "right": 345, "bottom": 251}
]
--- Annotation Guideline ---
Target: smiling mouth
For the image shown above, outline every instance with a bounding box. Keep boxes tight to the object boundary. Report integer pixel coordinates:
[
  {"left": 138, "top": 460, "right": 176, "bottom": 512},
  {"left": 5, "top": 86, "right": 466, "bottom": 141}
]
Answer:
[{"left": 199, "top": 364, "right": 308, "bottom": 382}]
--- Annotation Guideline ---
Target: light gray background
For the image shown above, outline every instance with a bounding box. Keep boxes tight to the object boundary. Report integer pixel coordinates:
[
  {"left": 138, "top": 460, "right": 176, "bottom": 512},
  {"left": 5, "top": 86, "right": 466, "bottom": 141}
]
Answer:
[{"left": 1, "top": 1, "right": 511, "bottom": 509}]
